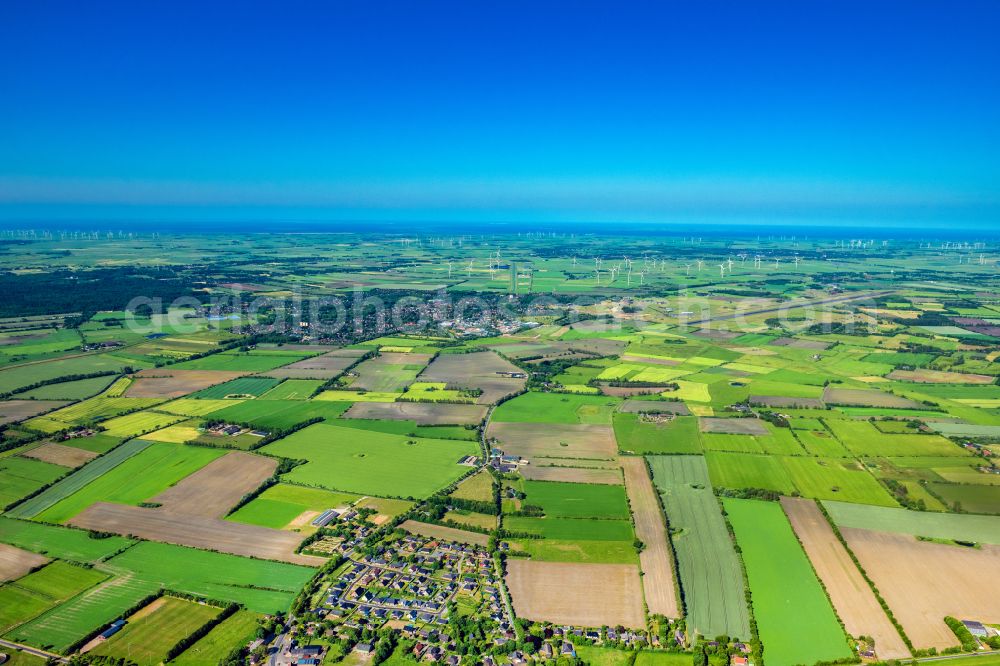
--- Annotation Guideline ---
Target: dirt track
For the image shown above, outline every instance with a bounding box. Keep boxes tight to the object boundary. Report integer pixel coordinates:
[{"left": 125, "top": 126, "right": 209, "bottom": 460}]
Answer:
[
  {"left": 781, "top": 498, "right": 910, "bottom": 659},
  {"left": 69, "top": 502, "right": 323, "bottom": 566},
  {"left": 842, "top": 527, "right": 1000, "bottom": 651},
  {"left": 505, "top": 559, "right": 645, "bottom": 628},
  {"left": 152, "top": 451, "right": 276, "bottom": 517},
  {"left": 621, "top": 457, "right": 680, "bottom": 618}
]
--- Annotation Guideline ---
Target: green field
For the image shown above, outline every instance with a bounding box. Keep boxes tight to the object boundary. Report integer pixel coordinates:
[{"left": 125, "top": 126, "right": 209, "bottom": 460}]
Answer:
[
  {"left": 227, "top": 483, "right": 360, "bottom": 529},
  {"left": 5, "top": 439, "right": 154, "bottom": 519},
  {"left": 16, "top": 375, "right": 117, "bottom": 400},
  {"left": 927, "top": 482, "right": 1000, "bottom": 514},
  {"left": 258, "top": 379, "right": 324, "bottom": 400},
  {"left": 492, "top": 392, "right": 620, "bottom": 424},
  {"left": 614, "top": 413, "right": 702, "bottom": 454},
  {"left": 201, "top": 399, "right": 351, "bottom": 429},
  {"left": 0, "top": 456, "right": 68, "bottom": 508},
  {"left": 647, "top": 456, "right": 749, "bottom": 639},
  {"left": 173, "top": 609, "right": 261, "bottom": 665},
  {"left": 262, "top": 422, "right": 478, "bottom": 498},
  {"left": 508, "top": 537, "right": 639, "bottom": 564},
  {"left": 98, "top": 409, "right": 186, "bottom": 438},
  {"left": 0, "top": 518, "right": 134, "bottom": 562},
  {"left": 171, "top": 350, "right": 311, "bottom": 372},
  {"left": 90, "top": 596, "right": 222, "bottom": 665},
  {"left": 0, "top": 561, "right": 108, "bottom": 634},
  {"left": 33, "top": 442, "right": 225, "bottom": 523},
  {"left": 521, "top": 480, "right": 630, "bottom": 519},
  {"left": 724, "top": 498, "right": 852, "bottom": 666},
  {"left": 504, "top": 515, "right": 634, "bottom": 540},
  {"left": 0, "top": 353, "right": 148, "bottom": 395},
  {"left": 193, "top": 376, "right": 281, "bottom": 399},
  {"left": 823, "top": 500, "right": 1000, "bottom": 543},
  {"left": 705, "top": 452, "right": 897, "bottom": 505},
  {"left": 824, "top": 419, "right": 966, "bottom": 457}
]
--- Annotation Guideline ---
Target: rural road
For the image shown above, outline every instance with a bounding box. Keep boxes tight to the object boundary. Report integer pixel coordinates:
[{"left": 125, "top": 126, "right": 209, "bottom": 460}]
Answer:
[
  {"left": 0, "top": 638, "right": 68, "bottom": 663},
  {"left": 684, "top": 289, "right": 895, "bottom": 326},
  {"left": 913, "top": 650, "right": 1000, "bottom": 664}
]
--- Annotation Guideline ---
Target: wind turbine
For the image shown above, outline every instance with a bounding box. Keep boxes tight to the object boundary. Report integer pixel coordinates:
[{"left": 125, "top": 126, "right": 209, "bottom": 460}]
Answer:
[
  {"left": 719, "top": 263, "right": 726, "bottom": 278},
  {"left": 684, "top": 264, "right": 692, "bottom": 275}
]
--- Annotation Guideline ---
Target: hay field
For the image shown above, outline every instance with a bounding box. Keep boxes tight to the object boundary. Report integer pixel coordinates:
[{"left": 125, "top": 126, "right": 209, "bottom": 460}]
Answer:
[
  {"left": 487, "top": 422, "right": 616, "bottom": 459},
  {"left": 399, "top": 519, "right": 489, "bottom": 546},
  {"left": 520, "top": 465, "right": 622, "bottom": 485},
  {"left": 700, "top": 418, "right": 769, "bottom": 435},
  {"left": 151, "top": 451, "right": 276, "bottom": 517},
  {"left": 0, "top": 542, "right": 48, "bottom": 582},
  {"left": 505, "top": 560, "right": 644, "bottom": 628},
  {"left": 69, "top": 502, "right": 324, "bottom": 566},
  {"left": 418, "top": 351, "right": 526, "bottom": 404},
  {"left": 620, "top": 456, "right": 679, "bottom": 618},
  {"left": 781, "top": 497, "right": 909, "bottom": 660},
  {"left": 344, "top": 401, "right": 487, "bottom": 425},
  {"left": 887, "top": 369, "right": 995, "bottom": 384},
  {"left": 125, "top": 369, "right": 248, "bottom": 398},
  {"left": 822, "top": 387, "right": 924, "bottom": 409},
  {"left": 21, "top": 442, "right": 98, "bottom": 468},
  {"left": 842, "top": 527, "right": 1000, "bottom": 650}
]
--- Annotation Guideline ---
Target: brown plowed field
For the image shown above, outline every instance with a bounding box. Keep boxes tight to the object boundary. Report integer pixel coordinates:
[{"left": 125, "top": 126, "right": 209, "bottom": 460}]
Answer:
[
  {"left": 126, "top": 370, "right": 247, "bottom": 398},
  {"left": 505, "top": 560, "right": 645, "bottom": 628},
  {"left": 842, "top": 527, "right": 1000, "bottom": 651},
  {"left": 69, "top": 502, "right": 323, "bottom": 566},
  {"left": 151, "top": 451, "right": 276, "bottom": 517},
  {"left": 0, "top": 543, "right": 48, "bottom": 582},
  {"left": 263, "top": 349, "right": 366, "bottom": 379},
  {"left": 520, "top": 465, "right": 622, "bottom": 485},
  {"left": 0, "top": 400, "right": 71, "bottom": 425},
  {"left": 418, "top": 351, "right": 526, "bottom": 404},
  {"left": 22, "top": 442, "right": 98, "bottom": 468},
  {"left": 486, "top": 422, "right": 616, "bottom": 459},
  {"left": 781, "top": 498, "right": 909, "bottom": 660},
  {"left": 621, "top": 457, "right": 680, "bottom": 618}
]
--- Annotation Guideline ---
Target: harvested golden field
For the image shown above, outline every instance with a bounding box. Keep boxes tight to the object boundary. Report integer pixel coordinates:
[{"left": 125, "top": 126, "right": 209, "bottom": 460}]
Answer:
[
  {"left": 22, "top": 441, "right": 98, "bottom": 468},
  {"left": 486, "top": 422, "right": 616, "bottom": 459},
  {"left": 0, "top": 542, "right": 48, "bottom": 582},
  {"left": 151, "top": 451, "right": 276, "bottom": 517},
  {"left": 505, "top": 560, "right": 645, "bottom": 628},
  {"left": 69, "top": 503, "right": 323, "bottom": 566},
  {"left": 126, "top": 369, "right": 247, "bottom": 398},
  {"left": 520, "top": 464, "right": 622, "bottom": 485},
  {"left": 621, "top": 457, "right": 679, "bottom": 618},
  {"left": 400, "top": 520, "right": 490, "bottom": 546},
  {"left": 344, "top": 401, "right": 487, "bottom": 425},
  {"left": 842, "top": 527, "right": 1000, "bottom": 651},
  {"left": 781, "top": 498, "right": 909, "bottom": 660}
]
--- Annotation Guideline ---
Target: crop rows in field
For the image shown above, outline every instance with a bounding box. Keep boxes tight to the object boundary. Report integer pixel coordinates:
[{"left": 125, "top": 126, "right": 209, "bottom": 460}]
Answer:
[
  {"left": 6, "top": 438, "right": 151, "bottom": 519},
  {"left": 647, "top": 456, "right": 749, "bottom": 639}
]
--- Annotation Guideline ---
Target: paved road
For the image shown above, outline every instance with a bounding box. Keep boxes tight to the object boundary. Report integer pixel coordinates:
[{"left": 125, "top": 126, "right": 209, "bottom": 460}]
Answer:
[
  {"left": 0, "top": 638, "right": 68, "bottom": 663},
  {"left": 684, "top": 290, "right": 895, "bottom": 326}
]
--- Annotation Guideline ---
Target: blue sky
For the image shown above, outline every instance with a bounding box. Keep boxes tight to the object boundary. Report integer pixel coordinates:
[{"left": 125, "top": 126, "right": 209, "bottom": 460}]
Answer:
[{"left": 0, "top": 0, "right": 998, "bottom": 227}]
